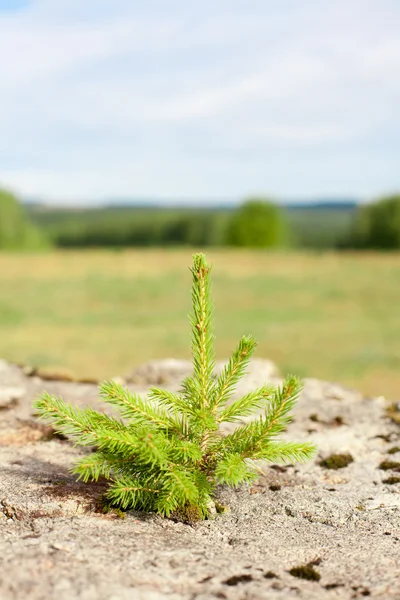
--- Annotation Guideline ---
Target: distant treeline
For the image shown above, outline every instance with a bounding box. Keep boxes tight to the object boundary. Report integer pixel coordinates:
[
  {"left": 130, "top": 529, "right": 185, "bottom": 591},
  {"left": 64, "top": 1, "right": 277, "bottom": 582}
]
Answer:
[
  {"left": 1, "top": 189, "right": 400, "bottom": 250},
  {"left": 28, "top": 206, "right": 230, "bottom": 247},
  {"left": 25, "top": 200, "right": 358, "bottom": 249}
]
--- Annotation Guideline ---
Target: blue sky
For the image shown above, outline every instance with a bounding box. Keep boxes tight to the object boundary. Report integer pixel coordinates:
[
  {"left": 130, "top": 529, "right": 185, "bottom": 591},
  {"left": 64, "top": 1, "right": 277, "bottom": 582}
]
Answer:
[
  {"left": 0, "top": 0, "right": 400, "bottom": 205},
  {"left": 0, "top": 0, "right": 27, "bottom": 9}
]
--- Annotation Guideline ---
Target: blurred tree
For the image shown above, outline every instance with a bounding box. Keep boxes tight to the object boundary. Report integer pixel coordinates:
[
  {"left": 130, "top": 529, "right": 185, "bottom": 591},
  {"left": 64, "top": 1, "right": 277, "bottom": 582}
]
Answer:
[
  {"left": 351, "top": 195, "right": 400, "bottom": 249},
  {"left": 51, "top": 210, "right": 228, "bottom": 248},
  {"left": 0, "top": 189, "right": 47, "bottom": 249},
  {"left": 163, "top": 214, "right": 221, "bottom": 246},
  {"left": 226, "top": 198, "right": 287, "bottom": 248}
]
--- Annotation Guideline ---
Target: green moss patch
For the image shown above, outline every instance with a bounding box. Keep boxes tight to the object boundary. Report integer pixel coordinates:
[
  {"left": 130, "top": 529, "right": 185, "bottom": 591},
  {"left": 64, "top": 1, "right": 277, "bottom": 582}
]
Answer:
[
  {"left": 319, "top": 453, "right": 354, "bottom": 470},
  {"left": 379, "top": 460, "right": 400, "bottom": 472},
  {"left": 383, "top": 476, "right": 400, "bottom": 485},
  {"left": 289, "top": 565, "right": 321, "bottom": 582}
]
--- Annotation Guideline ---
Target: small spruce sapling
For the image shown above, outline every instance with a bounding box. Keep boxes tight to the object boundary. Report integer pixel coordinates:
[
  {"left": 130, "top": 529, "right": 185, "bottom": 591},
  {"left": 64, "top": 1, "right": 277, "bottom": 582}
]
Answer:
[{"left": 34, "top": 253, "right": 315, "bottom": 520}]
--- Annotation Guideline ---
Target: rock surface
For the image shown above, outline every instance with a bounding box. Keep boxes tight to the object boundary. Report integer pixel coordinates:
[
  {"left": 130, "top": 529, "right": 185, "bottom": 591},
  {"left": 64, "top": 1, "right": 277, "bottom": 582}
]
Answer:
[
  {"left": 0, "top": 358, "right": 399, "bottom": 600},
  {"left": 126, "top": 358, "right": 279, "bottom": 388}
]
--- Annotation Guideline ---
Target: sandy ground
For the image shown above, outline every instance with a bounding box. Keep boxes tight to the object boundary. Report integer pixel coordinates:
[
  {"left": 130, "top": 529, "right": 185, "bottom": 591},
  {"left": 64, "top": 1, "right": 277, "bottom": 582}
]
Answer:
[{"left": 1, "top": 358, "right": 399, "bottom": 600}]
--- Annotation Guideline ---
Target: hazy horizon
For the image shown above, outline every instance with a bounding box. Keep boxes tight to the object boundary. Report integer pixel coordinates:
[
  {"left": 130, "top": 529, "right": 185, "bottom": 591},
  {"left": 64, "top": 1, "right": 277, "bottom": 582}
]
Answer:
[{"left": 23, "top": 195, "right": 362, "bottom": 209}]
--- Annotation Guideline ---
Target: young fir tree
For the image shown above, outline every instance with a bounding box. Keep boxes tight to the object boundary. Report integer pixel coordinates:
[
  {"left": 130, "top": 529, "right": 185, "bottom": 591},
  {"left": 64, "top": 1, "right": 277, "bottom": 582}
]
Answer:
[{"left": 34, "top": 254, "right": 315, "bottom": 520}]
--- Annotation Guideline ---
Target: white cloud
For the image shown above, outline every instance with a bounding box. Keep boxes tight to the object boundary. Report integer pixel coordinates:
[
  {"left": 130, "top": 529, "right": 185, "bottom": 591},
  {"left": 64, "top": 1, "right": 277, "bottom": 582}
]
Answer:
[{"left": 0, "top": 0, "right": 400, "bottom": 202}]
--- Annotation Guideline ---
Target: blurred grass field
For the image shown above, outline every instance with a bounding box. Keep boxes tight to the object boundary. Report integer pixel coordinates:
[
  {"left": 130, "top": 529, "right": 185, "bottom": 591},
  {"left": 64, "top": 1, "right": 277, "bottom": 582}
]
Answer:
[{"left": 0, "top": 249, "right": 399, "bottom": 399}]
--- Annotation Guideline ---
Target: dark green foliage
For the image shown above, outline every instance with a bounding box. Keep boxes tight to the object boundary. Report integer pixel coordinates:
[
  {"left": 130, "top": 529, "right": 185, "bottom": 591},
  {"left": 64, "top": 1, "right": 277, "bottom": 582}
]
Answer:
[
  {"left": 226, "top": 199, "right": 287, "bottom": 248},
  {"left": 288, "top": 205, "right": 356, "bottom": 249},
  {"left": 319, "top": 453, "right": 353, "bottom": 469},
  {"left": 0, "top": 189, "right": 47, "bottom": 250},
  {"left": 27, "top": 201, "right": 363, "bottom": 250},
  {"left": 387, "top": 446, "right": 400, "bottom": 455},
  {"left": 28, "top": 205, "right": 229, "bottom": 248},
  {"left": 351, "top": 195, "right": 400, "bottom": 249},
  {"left": 34, "top": 253, "right": 315, "bottom": 519}
]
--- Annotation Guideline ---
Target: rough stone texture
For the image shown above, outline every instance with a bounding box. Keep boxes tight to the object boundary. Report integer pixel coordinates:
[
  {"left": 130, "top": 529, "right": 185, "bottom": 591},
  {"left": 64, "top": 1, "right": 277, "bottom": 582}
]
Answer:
[
  {"left": 126, "top": 358, "right": 194, "bottom": 385},
  {"left": 0, "top": 358, "right": 399, "bottom": 600},
  {"left": 126, "top": 358, "right": 279, "bottom": 389}
]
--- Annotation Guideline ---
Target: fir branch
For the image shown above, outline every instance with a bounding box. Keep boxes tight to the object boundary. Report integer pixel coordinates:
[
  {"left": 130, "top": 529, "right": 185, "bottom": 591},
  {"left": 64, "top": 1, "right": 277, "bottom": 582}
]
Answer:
[
  {"left": 34, "top": 253, "right": 316, "bottom": 521},
  {"left": 171, "top": 439, "right": 203, "bottom": 463},
  {"left": 100, "top": 381, "right": 181, "bottom": 431},
  {"left": 215, "top": 453, "right": 258, "bottom": 486},
  {"left": 95, "top": 427, "right": 168, "bottom": 467},
  {"left": 216, "top": 377, "right": 304, "bottom": 459},
  {"left": 247, "top": 441, "right": 316, "bottom": 464},
  {"left": 261, "top": 376, "right": 303, "bottom": 435},
  {"left": 35, "top": 392, "right": 125, "bottom": 444},
  {"left": 155, "top": 469, "right": 199, "bottom": 516},
  {"left": 211, "top": 335, "right": 257, "bottom": 411},
  {"left": 217, "top": 385, "right": 273, "bottom": 423},
  {"left": 189, "top": 254, "right": 215, "bottom": 410},
  {"left": 107, "top": 476, "right": 161, "bottom": 510},
  {"left": 147, "top": 387, "right": 188, "bottom": 414},
  {"left": 72, "top": 452, "right": 114, "bottom": 482},
  {"left": 147, "top": 387, "right": 191, "bottom": 433}
]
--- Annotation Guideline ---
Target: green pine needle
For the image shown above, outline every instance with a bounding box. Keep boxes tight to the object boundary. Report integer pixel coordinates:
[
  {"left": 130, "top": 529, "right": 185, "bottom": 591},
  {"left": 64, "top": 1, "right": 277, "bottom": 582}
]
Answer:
[{"left": 34, "top": 252, "right": 316, "bottom": 521}]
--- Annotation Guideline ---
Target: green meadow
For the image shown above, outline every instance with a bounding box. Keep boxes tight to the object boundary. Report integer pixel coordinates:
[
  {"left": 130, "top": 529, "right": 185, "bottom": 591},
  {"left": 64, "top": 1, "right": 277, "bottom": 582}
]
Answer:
[{"left": 0, "top": 249, "right": 399, "bottom": 399}]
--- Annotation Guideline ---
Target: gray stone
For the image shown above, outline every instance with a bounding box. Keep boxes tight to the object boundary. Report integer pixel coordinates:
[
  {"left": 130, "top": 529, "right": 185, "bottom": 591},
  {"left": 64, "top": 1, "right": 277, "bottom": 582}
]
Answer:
[
  {"left": 0, "top": 387, "right": 25, "bottom": 408},
  {"left": 126, "top": 359, "right": 193, "bottom": 385},
  {"left": 0, "top": 358, "right": 399, "bottom": 600},
  {"left": 126, "top": 357, "right": 279, "bottom": 392}
]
